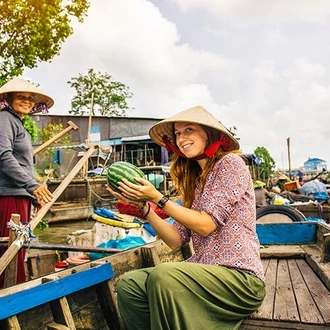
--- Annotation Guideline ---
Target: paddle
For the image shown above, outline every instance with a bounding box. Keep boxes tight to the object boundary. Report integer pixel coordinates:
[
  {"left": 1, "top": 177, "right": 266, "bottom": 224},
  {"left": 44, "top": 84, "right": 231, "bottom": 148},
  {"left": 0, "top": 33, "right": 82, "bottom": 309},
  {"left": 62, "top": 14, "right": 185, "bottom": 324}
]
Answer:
[
  {"left": 0, "top": 145, "right": 98, "bottom": 277},
  {"left": 0, "top": 242, "right": 122, "bottom": 254}
]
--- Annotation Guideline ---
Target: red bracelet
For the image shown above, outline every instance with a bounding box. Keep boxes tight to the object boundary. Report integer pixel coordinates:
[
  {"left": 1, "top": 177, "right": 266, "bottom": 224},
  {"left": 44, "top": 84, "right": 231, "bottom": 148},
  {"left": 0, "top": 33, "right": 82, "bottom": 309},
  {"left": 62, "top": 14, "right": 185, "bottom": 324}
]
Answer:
[
  {"left": 138, "top": 202, "right": 151, "bottom": 218},
  {"left": 141, "top": 203, "right": 151, "bottom": 218}
]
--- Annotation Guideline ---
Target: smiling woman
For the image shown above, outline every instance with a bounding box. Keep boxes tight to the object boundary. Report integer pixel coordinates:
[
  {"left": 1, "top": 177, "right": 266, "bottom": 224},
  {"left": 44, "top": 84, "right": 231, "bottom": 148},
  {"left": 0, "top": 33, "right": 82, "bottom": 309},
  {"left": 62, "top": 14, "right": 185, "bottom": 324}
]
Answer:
[
  {"left": 0, "top": 77, "right": 54, "bottom": 288},
  {"left": 106, "top": 105, "right": 265, "bottom": 330},
  {"left": 6, "top": 92, "right": 36, "bottom": 118}
]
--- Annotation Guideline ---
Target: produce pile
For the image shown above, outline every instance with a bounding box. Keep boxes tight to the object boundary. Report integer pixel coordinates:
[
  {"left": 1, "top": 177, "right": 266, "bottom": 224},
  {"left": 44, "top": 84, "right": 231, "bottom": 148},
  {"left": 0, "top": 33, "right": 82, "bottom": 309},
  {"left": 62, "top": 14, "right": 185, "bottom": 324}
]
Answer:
[{"left": 117, "top": 200, "right": 168, "bottom": 219}]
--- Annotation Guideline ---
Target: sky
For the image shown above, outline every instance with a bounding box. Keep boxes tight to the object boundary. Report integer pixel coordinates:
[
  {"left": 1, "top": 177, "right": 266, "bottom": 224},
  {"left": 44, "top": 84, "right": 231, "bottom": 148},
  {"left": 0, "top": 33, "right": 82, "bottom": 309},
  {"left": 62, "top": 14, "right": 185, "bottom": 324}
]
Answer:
[{"left": 24, "top": 0, "right": 330, "bottom": 170}]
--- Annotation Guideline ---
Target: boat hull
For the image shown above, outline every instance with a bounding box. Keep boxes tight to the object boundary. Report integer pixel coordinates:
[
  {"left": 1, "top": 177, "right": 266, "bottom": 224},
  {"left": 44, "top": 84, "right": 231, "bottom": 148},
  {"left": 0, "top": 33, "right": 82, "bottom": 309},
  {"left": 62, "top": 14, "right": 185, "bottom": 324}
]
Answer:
[{"left": 1, "top": 222, "right": 330, "bottom": 330}]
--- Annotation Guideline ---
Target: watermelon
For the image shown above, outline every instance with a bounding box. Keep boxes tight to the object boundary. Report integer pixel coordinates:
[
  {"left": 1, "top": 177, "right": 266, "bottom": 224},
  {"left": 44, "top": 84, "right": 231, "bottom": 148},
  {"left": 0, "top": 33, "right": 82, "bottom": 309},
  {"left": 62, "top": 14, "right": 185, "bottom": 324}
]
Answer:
[{"left": 107, "top": 161, "right": 146, "bottom": 193}]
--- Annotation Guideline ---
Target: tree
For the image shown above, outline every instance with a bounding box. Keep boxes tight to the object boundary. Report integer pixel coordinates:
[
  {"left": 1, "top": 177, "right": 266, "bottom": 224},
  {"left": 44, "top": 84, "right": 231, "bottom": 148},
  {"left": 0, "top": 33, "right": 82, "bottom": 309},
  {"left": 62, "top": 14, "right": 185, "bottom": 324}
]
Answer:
[
  {"left": 67, "top": 68, "right": 133, "bottom": 116},
  {"left": 22, "top": 115, "right": 39, "bottom": 142},
  {"left": 0, "top": 0, "right": 90, "bottom": 84},
  {"left": 254, "top": 146, "right": 276, "bottom": 180}
]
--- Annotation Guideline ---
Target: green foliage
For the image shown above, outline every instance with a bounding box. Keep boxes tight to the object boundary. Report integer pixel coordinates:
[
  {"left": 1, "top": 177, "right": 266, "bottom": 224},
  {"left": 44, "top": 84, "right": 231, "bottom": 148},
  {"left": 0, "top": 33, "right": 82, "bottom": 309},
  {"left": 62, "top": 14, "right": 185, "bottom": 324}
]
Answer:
[
  {"left": 254, "top": 146, "right": 276, "bottom": 180},
  {"left": 22, "top": 115, "right": 39, "bottom": 142},
  {"left": 33, "top": 220, "right": 49, "bottom": 235},
  {"left": 0, "top": 0, "right": 90, "bottom": 84},
  {"left": 67, "top": 68, "right": 133, "bottom": 116}
]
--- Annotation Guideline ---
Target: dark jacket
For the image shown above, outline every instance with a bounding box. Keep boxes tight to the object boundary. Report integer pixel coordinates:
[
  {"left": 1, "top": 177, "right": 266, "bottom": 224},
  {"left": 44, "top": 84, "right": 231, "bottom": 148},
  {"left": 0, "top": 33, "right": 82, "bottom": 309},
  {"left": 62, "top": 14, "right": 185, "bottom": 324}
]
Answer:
[{"left": 0, "top": 107, "right": 39, "bottom": 197}]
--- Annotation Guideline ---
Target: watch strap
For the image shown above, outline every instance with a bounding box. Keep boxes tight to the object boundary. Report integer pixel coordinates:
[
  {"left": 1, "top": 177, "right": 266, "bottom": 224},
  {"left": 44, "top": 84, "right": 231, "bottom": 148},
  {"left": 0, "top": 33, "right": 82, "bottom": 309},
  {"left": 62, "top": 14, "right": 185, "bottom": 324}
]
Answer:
[{"left": 157, "top": 195, "right": 169, "bottom": 209}]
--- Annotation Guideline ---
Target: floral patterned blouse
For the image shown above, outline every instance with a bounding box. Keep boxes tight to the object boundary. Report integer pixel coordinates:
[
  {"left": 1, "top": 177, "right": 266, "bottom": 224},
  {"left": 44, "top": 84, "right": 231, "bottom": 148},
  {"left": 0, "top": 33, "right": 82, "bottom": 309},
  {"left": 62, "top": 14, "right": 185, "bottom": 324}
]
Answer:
[{"left": 174, "top": 153, "right": 265, "bottom": 281}]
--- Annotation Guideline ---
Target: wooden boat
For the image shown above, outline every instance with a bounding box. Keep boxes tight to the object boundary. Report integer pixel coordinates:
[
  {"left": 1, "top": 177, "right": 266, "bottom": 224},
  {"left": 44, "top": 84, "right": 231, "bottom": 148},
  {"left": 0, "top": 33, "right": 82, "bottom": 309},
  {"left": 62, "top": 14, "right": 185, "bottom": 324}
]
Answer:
[
  {"left": 1, "top": 221, "right": 330, "bottom": 330},
  {"left": 291, "top": 202, "right": 330, "bottom": 223}
]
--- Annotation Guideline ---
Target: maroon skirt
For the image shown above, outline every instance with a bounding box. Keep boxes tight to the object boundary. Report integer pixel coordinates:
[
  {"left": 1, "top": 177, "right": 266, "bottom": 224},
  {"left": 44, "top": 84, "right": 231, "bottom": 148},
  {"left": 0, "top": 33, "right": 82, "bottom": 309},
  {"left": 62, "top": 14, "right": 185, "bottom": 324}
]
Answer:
[{"left": 0, "top": 196, "right": 32, "bottom": 288}]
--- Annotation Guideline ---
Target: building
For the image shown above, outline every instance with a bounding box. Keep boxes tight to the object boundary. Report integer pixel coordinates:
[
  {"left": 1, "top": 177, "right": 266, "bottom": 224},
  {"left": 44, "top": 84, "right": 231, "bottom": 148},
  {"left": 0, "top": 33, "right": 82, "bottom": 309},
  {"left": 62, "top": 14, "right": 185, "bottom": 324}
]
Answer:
[
  {"left": 32, "top": 114, "right": 166, "bottom": 178},
  {"left": 301, "top": 158, "right": 328, "bottom": 182},
  {"left": 303, "top": 157, "right": 327, "bottom": 172}
]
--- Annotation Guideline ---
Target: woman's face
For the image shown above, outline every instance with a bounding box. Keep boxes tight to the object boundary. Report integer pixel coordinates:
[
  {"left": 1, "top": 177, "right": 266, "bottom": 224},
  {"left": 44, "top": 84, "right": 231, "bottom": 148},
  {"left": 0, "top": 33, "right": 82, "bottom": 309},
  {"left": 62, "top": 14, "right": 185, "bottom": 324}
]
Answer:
[
  {"left": 174, "top": 122, "right": 208, "bottom": 158},
  {"left": 9, "top": 92, "right": 35, "bottom": 118}
]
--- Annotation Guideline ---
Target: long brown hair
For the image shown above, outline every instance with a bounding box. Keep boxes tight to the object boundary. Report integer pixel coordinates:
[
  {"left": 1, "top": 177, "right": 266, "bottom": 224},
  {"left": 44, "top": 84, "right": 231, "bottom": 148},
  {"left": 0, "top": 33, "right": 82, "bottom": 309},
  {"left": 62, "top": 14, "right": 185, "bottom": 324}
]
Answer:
[{"left": 170, "top": 125, "right": 240, "bottom": 207}]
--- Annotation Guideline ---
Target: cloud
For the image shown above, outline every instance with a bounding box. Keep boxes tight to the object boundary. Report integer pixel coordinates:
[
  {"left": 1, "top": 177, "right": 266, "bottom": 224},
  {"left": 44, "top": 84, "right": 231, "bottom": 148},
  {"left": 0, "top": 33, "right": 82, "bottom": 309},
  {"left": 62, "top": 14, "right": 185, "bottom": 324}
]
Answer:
[
  {"left": 169, "top": 0, "right": 330, "bottom": 25},
  {"left": 24, "top": 0, "right": 330, "bottom": 170}
]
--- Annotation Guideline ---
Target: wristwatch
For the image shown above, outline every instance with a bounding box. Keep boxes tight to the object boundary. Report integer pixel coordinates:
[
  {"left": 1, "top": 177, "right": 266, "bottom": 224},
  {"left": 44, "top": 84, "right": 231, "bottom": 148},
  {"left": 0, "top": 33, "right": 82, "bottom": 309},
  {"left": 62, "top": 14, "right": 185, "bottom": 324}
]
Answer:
[{"left": 157, "top": 195, "right": 170, "bottom": 209}]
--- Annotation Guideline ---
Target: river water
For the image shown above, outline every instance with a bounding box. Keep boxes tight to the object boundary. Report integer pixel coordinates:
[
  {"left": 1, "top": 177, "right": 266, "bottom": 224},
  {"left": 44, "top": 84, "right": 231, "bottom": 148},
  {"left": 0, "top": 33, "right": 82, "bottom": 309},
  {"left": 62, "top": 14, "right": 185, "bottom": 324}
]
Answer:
[{"left": 34, "top": 219, "right": 96, "bottom": 244}]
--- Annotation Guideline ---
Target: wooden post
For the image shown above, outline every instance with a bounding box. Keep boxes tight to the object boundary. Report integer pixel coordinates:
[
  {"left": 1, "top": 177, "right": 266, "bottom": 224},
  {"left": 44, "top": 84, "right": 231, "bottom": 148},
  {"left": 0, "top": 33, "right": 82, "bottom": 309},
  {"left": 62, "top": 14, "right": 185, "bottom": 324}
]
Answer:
[
  {"left": 0, "top": 146, "right": 98, "bottom": 277},
  {"left": 287, "top": 137, "right": 292, "bottom": 180},
  {"left": 82, "top": 94, "right": 94, "bottom": 178},
  {"left": 3, "top": 214, "right": 20, "bottom": 288}
]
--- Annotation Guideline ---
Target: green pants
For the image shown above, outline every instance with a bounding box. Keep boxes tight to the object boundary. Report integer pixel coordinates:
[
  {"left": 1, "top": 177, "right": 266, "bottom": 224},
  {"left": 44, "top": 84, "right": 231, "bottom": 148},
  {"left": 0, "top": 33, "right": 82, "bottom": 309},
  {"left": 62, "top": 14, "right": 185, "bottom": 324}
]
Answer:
[{"left": 117, "top": 262, "right": 265, "bottom": 330}]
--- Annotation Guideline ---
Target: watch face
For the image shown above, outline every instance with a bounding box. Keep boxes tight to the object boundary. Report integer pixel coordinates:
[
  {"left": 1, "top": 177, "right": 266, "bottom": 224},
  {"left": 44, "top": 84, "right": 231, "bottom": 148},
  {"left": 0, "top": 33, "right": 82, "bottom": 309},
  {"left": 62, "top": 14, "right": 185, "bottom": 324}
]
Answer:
[{"left": 158, "top": 195, "right": 169, "bottom": 209}]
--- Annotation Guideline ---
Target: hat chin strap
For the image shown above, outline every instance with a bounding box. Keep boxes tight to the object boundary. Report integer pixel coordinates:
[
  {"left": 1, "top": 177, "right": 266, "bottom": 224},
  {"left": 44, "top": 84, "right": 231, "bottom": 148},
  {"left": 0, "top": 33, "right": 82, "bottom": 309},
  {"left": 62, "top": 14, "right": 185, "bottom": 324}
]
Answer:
[{"left": 162, "top": 135, "right": 230, "bottom": 160}]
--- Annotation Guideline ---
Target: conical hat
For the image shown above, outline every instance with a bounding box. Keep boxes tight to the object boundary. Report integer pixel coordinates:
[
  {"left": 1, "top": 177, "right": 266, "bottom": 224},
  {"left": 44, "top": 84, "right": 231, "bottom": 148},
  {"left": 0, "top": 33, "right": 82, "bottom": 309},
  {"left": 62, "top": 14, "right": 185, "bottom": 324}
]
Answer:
[
  {"left": 0, "top": 77, "right": 54, "bottom": 110},
  {"left": 253, "top": 180, "right": 266, "bottom": 188},
  {"left": 149, "top": 105, "right": 240, "bottom": 151}
]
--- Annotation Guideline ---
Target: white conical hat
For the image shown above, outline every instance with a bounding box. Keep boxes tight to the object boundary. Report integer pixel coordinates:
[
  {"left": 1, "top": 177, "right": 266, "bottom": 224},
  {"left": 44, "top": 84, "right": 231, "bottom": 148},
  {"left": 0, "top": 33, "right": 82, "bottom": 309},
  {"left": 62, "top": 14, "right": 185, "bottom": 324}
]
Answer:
[
  {"left": 149, "top": 105, "right": 240, "bottom": 151},
  {"left": 0, "top": 77, "right": 54, "bottom": 110}
]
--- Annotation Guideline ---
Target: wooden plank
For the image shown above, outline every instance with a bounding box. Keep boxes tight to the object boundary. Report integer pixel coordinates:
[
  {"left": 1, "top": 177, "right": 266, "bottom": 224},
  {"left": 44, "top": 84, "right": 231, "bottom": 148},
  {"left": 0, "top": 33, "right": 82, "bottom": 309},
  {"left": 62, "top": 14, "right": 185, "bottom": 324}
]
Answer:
[
  {"left": 302, "top": 245, "right": 330, "bottom": 292},
  {"left": 50, "top": 296, "right": 76, "bottom": 330},
  {"left": 0, "top": 263, "right": 114, "bottom": 319},
  {"left": 288, "top": 259, "right": 323, "bottom": 324},
  {"left": 67, "top": 287, "right": 109, "bottom": 330},
  {"left": 47, "top": 322, "right": 71, "bottom": 330},
  {"left": 242, "top": 318, "right": 330, "bottom": 329},
  {"left": 261, "top": 259, "right": 270, "bottom": 274},
  {"left": 4, "top": 214, "right": 20, "bottom": 288},
  {"left": 97, "top": 280, "right": 124, "bottom": 330},
  {"left": 1, "top": 316, "right": 21, "bottom": 330},
  {"left": 273, "top": 259, "right": 299, "bottom": 321},
  {"left": 321, "top": 233, "right": 330, "bottom": 262},
  {"left": 260, "top": 245, "right": 306, "bottom": 259},
  {"left": 296, "top": 259, "right": 330, "bottom": 323},
  {"left": 251, "top": 259, "right": 277, "bottom": 320},
  {"left": 141, "top": 245, "right": 161, "bottom": 267},
  {"left": 16, "top": 303, "right": 54, "bottom": 330}
]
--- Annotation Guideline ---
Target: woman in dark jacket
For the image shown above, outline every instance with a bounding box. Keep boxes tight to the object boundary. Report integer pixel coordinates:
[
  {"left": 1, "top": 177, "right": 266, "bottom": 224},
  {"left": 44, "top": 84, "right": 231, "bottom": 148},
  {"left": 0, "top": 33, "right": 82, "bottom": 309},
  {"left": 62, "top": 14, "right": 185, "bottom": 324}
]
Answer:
[{"left": 0, "top": 77, "right": 54, "bottom": 287}]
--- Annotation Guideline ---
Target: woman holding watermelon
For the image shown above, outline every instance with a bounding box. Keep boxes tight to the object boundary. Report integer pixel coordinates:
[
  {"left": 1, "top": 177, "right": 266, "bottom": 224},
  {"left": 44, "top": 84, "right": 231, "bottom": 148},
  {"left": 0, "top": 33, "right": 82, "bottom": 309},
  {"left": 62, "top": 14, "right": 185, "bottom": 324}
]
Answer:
[
  {"left": 108, "top": 105, "right": 265, "bottom": 330},
  {"left": 0, "top": 77, "right": 54, "bottom": 287}
]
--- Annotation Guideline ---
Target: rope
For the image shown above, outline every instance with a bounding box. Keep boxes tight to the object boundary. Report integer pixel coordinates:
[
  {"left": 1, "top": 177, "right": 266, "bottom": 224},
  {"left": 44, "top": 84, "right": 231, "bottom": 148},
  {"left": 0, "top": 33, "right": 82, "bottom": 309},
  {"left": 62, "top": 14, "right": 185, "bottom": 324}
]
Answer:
[{"left": 7, "top": 220, "right": 35, "bottom": 243}]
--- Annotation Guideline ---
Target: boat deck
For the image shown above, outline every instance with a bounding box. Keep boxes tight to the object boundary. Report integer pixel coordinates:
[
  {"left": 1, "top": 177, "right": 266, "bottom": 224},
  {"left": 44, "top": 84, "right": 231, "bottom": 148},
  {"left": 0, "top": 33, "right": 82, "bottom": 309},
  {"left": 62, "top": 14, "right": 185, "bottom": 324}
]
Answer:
[{"left": 242, "top": 257, "right": 330, "bottom": 329}]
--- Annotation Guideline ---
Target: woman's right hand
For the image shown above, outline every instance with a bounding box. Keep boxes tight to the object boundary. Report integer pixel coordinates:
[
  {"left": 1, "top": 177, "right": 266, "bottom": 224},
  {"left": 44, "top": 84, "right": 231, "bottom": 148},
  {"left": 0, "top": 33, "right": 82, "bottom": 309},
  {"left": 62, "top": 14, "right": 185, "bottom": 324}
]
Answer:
[{"left": 33, "top": 184, "right": 53, "bottom": 207}]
